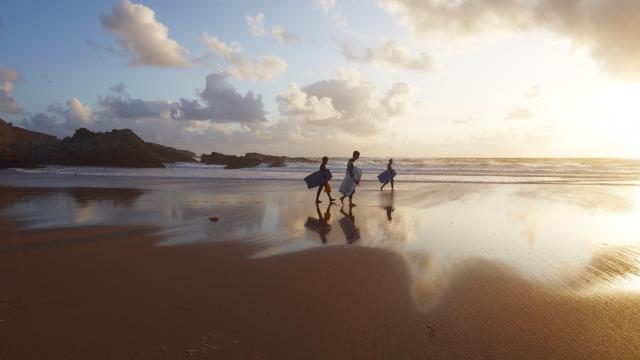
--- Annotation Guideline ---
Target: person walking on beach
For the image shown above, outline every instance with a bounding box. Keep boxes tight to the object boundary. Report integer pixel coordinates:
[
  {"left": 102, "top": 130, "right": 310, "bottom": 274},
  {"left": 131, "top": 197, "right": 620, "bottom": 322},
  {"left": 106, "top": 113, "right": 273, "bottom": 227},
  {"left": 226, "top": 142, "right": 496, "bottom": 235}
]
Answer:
[
  {"left": 339, "top": 151, "right": 361, "bottom": 206},
  {"left": 316, "top": 156, "right": 336, "bottom": 203},
  {"left": 380, "top": 158, "right": 395, "bottom": 191}
]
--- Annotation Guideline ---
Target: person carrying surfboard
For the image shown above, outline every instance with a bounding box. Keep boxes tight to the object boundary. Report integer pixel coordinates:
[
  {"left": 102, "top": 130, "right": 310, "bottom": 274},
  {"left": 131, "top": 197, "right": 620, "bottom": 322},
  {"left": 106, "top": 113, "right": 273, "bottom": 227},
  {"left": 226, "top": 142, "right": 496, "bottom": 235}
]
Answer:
[
  {"left": 316, "top": 156, "right": 336, "bottom": 203},
  {"left": 380, "top": 158, "right": 395, "bottom": 191},
  {"left": 339, "top": 151, "right": 361, "bottom": 206}
]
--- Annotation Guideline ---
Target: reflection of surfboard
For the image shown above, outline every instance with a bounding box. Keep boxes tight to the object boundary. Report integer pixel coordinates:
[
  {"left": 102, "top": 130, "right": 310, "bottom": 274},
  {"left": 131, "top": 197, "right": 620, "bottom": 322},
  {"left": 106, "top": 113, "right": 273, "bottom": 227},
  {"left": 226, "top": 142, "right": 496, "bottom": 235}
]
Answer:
[
  {"left": 304, "top": 169, "right": 331, "bottom": 189},
  {"left": 339, "top": 217, "right": 360, "bottom": 243},
  {"left": 377, "top": 169, "right": 396, "bottom": 183}
]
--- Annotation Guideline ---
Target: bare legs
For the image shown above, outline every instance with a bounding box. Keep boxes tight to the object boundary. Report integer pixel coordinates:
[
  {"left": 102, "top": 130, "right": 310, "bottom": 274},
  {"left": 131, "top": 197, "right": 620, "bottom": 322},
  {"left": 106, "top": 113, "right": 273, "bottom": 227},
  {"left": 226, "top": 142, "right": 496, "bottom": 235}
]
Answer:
[
  {"left": 380, "top": 179, "right": 394, "bottom": 191},
  {"left": 318, "top": 184, "right": 335, "bottom": 203}
]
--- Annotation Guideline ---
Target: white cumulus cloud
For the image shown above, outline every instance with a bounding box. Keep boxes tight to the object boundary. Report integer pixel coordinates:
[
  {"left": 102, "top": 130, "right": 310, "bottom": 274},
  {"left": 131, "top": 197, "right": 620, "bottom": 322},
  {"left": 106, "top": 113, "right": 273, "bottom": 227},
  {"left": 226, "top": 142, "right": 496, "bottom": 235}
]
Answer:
[
  {"left": 0, "top": 64, "right": 23, "bottom": 114},
  {"left": 277, "top": 69, "right": 414, "bottom": 136},
  {"left": 272, "top": 25, "right": 300, "bottom": 44},
  {"left": 202, "top": 33, "right": 287, "bottom": 80},
  {"left": 100, "top": 0, "right": 190, "bottom": 68},
  {"left": 314, "top": 0, "right": 336, "bottom": 13},
  {"left": 245, "top": 13, "right": 266, "bottom": 37},
  {"left": 342, "top": 38, "right": 434, "bottom": 71}
]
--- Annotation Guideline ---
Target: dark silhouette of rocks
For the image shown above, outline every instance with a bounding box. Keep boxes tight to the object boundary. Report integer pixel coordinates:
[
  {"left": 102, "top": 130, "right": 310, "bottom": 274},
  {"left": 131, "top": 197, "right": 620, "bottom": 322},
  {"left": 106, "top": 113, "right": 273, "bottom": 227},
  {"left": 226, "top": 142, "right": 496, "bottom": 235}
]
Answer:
[
  {"left": 144, "top": 143, "right": 196, "bottom": 163},
  {"left": 30, "top": 128, "right": 166, "bottom": 168},
  {"left": 224, "top": 157, "right": 262, "bottom": 169},
  {"left": 200, "top": 151, "right": 313, "bottom": 169},
  {"left": 0, "top": 120, "right": 196, "bottom": 168},
  {"left": 1, "top": 119, "right": 310, "bottom": 170},
  {"left": 200, "top": 152, "right": 238, "bottom": 165},
  {"left": 200, "top": 152, "right": 261, "bottom": 169},
  {"left": 0, "top": 119, "right": 59, "bottom": 168},
  {"left": 246, "top": 152, "right": 315, "bottom": 165}
]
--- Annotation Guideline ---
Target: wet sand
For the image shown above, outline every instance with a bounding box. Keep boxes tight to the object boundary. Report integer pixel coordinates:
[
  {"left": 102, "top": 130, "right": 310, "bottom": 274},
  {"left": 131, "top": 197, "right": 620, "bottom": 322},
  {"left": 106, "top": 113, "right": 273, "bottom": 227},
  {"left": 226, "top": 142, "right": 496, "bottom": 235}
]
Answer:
[{"left": 1, "top": 175, "right": 640, "bottom": 359}]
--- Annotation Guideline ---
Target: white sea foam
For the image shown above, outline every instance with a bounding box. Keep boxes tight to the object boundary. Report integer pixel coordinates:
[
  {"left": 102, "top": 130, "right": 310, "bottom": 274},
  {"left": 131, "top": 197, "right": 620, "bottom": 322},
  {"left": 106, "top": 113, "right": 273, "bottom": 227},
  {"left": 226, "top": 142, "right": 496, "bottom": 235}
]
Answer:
[{"left": 4, "top": 158, "right": 640, "bottom": 185}]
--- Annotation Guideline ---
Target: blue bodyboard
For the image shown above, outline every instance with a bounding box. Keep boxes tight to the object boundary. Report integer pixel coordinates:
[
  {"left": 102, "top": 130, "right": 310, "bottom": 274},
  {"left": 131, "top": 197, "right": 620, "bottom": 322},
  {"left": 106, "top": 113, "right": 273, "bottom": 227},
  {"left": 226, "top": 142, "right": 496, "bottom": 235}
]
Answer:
[
  {"left": 377, "top": 169, "right": 396, "bottom": 183},
  {"left": 304, "top": 169, "right": 331, "bottom": 189}
]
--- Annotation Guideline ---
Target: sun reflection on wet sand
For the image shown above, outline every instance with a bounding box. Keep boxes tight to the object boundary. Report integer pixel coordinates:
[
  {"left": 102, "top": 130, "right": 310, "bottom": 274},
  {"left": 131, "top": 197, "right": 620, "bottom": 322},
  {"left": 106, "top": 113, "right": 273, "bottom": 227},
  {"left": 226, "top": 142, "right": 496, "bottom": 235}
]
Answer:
[{"left": 2, "top": 177, "right": 640, "bottom": 305}]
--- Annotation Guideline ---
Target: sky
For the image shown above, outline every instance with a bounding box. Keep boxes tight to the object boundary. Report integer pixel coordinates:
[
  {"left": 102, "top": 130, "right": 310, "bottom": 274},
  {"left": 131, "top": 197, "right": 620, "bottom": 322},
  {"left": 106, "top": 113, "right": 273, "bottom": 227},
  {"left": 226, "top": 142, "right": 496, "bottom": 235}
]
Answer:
[{"left": 1, "top": 0, "right": 640, "bottom": 157}]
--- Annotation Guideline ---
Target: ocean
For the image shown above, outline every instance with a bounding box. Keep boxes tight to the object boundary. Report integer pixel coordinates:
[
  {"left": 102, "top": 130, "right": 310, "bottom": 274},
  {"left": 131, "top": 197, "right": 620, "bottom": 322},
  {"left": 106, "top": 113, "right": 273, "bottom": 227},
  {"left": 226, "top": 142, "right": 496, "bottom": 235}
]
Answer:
[{"left": 4, "top": 158, "right": 640, "bottom": 185}]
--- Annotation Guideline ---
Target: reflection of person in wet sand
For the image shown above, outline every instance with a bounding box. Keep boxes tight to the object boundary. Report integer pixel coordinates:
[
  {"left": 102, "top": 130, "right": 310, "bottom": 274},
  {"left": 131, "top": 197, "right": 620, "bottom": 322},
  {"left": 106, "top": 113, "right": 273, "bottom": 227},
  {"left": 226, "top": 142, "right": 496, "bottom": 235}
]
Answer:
[
  {"left": 380, "top": 191, "right": 395, "bottom": 222},
  {"left": 339, "top": 206, "right": 360, "bottom": 244},
  {"left": 304, "top": 203, "right": 332, "bottom": 244}
]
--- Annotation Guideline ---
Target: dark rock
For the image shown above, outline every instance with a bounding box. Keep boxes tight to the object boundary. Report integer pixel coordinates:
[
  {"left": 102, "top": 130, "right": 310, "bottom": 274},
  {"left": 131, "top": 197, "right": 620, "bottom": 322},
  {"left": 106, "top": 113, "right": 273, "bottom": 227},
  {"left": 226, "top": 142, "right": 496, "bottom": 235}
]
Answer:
[
  {"left": 0, "top": 119, "right": 59, "bottom": 168},
  {"left": 1, "top": 121, "right": 197, "bottom": 168},
  {"left": 31, "top": 128, "right": 165, "bottom": 168},
  {"left": 245, "top": 152, "right": 286, "bottom": 164},
  {"left": 201, "top": 152, "right": 262, "bottom": 169},
  {"left": 224, "top": 157, "right": 261, "bottom": 169},
  {"left": 201, "top": 151, "right": 314, "bottom": 169},
  {"left": 200, "top": 152, "right": 238, "bottom": 165},
  {"left": 268, "top": 159, "right": 286, "bottom": 167},
  {"left": 245, "top": 152, "right": 314, "bottom": 164},
  {"left": 145, "top": 142, "right": 196, "bottom": 163}
]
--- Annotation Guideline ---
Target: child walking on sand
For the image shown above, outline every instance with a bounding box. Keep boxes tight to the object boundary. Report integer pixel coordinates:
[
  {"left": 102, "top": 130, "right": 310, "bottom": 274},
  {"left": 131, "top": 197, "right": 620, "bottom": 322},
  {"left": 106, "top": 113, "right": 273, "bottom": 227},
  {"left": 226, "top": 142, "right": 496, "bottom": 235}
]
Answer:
[
  {"left": 316, "top": 156, "right": 336, "bottom": 203},
  {"left": 339, "top": 151, "right": 361, "bottom": 206},
  {"left": 380, "top": 158, "right": 395, "bottom": 191}
]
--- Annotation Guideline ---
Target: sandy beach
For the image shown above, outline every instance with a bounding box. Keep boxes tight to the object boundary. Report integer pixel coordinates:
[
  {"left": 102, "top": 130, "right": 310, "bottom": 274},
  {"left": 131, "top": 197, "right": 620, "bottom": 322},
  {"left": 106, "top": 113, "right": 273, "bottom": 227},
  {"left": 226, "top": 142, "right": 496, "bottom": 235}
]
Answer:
[{"left": 2, "top": 174, "right": 640, "bottom": 359}]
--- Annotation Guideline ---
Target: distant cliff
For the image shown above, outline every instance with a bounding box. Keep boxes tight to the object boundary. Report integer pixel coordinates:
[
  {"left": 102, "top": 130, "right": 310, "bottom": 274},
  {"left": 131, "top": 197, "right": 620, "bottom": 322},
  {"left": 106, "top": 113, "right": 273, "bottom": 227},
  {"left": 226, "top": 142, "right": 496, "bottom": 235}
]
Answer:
[
  {"left": 0, "top": 120, "right": 196, "bottom": 168},
  {"left": 0, "top": 119, "right": 59, "bottom": 168},
  {"left": 29, "top": 128, "right": 167, "bottom": 168},
  {"left": 1, "top": 119, "right": 311, "bottom": 169}
]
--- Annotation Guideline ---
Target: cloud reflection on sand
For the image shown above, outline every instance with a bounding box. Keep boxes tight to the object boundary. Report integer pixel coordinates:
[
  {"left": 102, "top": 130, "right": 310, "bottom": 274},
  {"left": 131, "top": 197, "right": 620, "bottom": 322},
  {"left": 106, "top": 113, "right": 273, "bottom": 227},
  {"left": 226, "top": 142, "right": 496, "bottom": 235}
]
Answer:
[{"left": 2, "top": 179, "right": 640, "bottom": 308}]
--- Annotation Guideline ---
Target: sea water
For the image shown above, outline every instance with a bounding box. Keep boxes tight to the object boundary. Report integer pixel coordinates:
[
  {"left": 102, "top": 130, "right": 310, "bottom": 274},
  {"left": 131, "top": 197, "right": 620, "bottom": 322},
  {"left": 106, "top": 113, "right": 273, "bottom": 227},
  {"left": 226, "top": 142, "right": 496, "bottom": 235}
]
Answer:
[{"left": 4, "top": 157, "right": 640, "bottom": 185}]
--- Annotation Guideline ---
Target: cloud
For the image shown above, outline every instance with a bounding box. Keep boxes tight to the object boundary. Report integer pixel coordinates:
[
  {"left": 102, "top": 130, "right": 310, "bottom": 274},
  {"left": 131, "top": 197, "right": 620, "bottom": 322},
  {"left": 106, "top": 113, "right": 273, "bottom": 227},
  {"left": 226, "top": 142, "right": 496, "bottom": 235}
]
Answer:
[
  {"left": 272, "top": 25, "right": 300, "bottom": 44},
  {"left": 506, "top": 84, "right": 541, "bottom": 120},
  {"left": 379, "top": 0, "right": 640, "bottom": 79},
  {"left": 21, "top": 73, "right": 267, "bottom": 150},
  {"left": 276, "top": 83, "right": 342, "bottom": 122},
  {"left": 0, "top": 64, "right": 23, "bottom": 114},
  {"left": 19, "top": 71, "right": 414, "bottom": 156},
  {"left": 174, "top": 73, "right": 267, "bottom": 123},
  {"left": 246, "top": 13, "right": 266, "bottom": 37},
  {"left": 379, "top": 82, "right": 412, "bottom": 116},
  {"left": 506, "top": 106, "right": 532, "bottom": 120},
  {"left": 99, "top": 94, "right": 176, "bottom": 120},
  {"left": 277, "top": 69, "right": 414, "bottom": 136},
  {"left": 100, "top": 0, "right": 190, "bottom": 68},
  {"left": 314, "top": 0, "right": 336, "bottom": 13},
  {"left": 202, "top": 33, "right": 287, "bottom": 80},
  {"left": 341, "top": 39, "right": 434, "bottom": 71},
  {"left": 452, "top": 117, "right": 472, "bottom": 125},
  {"left": 524, "top": 85, "right": 540, "bottom": 100},
  {"left": 22, "top": 98, "right": 94, "bottom": 137}
]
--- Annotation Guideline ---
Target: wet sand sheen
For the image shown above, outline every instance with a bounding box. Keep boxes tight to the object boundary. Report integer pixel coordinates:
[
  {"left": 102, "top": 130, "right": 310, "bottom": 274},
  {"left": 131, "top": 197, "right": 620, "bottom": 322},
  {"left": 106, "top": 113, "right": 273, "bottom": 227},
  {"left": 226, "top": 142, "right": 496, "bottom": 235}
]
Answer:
[
  {"left": 2, "top": 219, "right": 640, "bottom": 359},
  {"left": 1, "top": 178, "right": 640, "bottom": 358}
]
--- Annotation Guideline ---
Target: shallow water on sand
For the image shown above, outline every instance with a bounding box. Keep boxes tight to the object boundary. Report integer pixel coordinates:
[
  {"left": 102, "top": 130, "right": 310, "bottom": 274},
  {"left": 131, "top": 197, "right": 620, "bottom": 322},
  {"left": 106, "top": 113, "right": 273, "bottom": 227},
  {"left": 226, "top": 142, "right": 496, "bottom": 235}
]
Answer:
[{"left": 2, "top": 174, "right": 640, "bottom": 309}]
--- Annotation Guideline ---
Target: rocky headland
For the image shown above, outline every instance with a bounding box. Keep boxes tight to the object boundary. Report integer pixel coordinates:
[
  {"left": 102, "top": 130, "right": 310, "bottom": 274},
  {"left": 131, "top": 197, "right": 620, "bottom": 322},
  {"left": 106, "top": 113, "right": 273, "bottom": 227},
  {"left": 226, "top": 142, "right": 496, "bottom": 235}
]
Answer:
[{"left": 0, "top": 119, "right": 312, "bottom": 169}]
